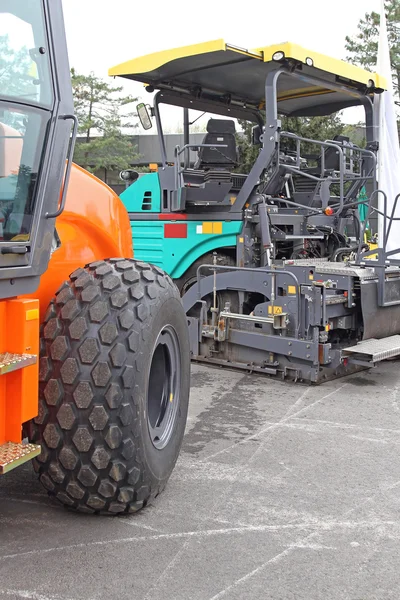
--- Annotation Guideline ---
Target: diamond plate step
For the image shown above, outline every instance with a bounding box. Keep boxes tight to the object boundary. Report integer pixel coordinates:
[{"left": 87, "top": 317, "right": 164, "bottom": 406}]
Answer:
[
  {"left": 0, "top": 442, "right": 41, "bottom": 474},
  {"left": 343, "top": 335, "right": 400, "bottom": 363},
  {"left": 0, "top": 352, "right": 37, "bottom": 375}
]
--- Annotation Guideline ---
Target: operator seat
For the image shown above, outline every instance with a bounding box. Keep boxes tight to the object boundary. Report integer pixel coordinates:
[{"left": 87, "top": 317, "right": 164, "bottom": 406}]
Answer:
[
  {"left": 316, "top": 135, "right": 351, "bottom": 173},
  {"left": 194, "top": 119, "right": 238, "bottom": 170},
  {"left": 180, "top": 119, "right": 238, "bottom": 208},
  {"left": 291, "top": 134, "right": 351, "bottom": 208}
]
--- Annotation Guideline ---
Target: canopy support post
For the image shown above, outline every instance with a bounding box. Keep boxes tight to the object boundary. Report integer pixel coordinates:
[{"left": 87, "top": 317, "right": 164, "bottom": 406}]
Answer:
[{"left": 183, "top": 108, "right": 190, "bottom": 169}]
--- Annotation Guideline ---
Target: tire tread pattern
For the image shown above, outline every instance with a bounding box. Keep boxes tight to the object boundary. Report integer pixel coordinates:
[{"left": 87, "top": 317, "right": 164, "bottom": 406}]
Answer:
[{"left": 32, "top": 259, "right": 180, "bottom": 514}]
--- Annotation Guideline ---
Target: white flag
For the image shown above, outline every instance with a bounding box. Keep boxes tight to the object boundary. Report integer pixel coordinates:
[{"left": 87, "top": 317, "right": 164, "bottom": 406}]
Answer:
[{"left": 376, "top": 0, "right": 400, "bottom": 256}]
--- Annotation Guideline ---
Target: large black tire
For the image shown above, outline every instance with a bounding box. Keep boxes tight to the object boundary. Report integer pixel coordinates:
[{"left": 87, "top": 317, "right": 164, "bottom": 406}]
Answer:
[{"left": 31, "top": 259, "right": 190, "bottom": 514}]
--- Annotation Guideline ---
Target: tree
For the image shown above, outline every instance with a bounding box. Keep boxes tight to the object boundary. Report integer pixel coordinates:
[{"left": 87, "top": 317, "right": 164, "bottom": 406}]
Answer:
[
  {"left": 236, "top": 114, "right": 344, "bottom": 173},
  {"left": 71, "top": 69, "right": 139, "bottom": 173},
  {"left": 280, "top": 114, "right": 344, "bottom": 156},
  {"left": 345, "top": 0, "right": 400, "bottom": 95},
  {"left": 342, "top": 123, "right": 367, "bottom": 147},
  {"left": 236, "top": 120, "right": 260, "bottom": 173},
  {"left": 0, "top": 34, "right": 38, "bottom": 130}
]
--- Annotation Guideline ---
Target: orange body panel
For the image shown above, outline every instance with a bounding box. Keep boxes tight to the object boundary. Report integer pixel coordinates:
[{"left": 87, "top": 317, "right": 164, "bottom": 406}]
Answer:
[
  {"left": 0, "top": 164, "right": 133, "bottom": 443},
  {"left": 25, "top": 163, "right": 133, "bottom": 321},
  {"left": 0, "top": 299, "right": 39, "bottom": 445}
]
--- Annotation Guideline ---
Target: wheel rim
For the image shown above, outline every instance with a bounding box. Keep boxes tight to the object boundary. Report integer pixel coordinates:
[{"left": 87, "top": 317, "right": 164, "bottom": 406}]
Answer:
[{"left": 147, "top": 325, "right": 181, "bottom": 450}]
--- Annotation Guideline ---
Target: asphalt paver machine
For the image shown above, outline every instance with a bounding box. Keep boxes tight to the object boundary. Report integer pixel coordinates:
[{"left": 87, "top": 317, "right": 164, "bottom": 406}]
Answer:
[{"left": 110, "top": 40, "right": 400, "bottom": 383}]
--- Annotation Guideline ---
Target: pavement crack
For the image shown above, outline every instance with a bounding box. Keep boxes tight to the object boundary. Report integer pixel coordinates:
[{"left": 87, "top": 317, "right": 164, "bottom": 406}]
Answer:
[
  {"left": 203, "top": 384, "right": 347, "bottom": 463},
  {"left": 1, "top": 519, "right": 397, "bottom": 563}
]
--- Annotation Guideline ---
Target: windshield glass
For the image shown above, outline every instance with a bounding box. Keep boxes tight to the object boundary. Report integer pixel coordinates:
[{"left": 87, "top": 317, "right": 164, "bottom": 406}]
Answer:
[
  {"left": 0, "top": 0, "right": 54, "bottom": 243},
  {"left": 0, "top": 104, "right": 49, "bottom": 241},
  {"left": 0, "top": 0, "right": 53, "bottom": 107}
]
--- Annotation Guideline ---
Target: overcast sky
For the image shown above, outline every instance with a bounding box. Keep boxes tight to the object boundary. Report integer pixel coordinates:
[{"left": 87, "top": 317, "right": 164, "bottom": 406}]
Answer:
[{"left": 61, "top": 0, "right": 384, "bottom": 128}]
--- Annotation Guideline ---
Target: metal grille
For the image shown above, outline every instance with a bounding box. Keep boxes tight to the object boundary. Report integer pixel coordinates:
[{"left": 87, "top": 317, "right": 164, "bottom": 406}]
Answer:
[
  {"left": 283, "top": 259, "right": 400, "bottom": 281},
  {"left": 231, "top": 174, "right": 247, "bottom": 190},
  {"left": 293, "top": 177, "right": 317, "bottom": 193}
]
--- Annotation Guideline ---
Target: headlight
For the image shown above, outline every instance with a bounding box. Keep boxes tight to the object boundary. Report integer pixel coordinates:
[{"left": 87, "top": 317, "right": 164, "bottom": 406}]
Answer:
[{"left": 272, "top": 51, "right": 285, "bottom": 61}]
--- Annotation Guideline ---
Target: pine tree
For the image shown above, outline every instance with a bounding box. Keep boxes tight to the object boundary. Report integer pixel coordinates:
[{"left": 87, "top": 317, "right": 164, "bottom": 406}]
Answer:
[
  {"left": 71, "top": 69, "right": 139, "bottom": 172},
  {"left": 345, "top": 0, "right": 400, "bottom": 95},
  {"left": 236, "top": 115, "right": 344, "bottom": 173}
]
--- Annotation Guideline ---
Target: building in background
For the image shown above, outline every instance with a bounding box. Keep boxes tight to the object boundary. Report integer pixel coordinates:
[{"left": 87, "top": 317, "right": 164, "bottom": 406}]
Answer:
[{"left": 80, "top": 133, "right": 205, "bottom": 194}]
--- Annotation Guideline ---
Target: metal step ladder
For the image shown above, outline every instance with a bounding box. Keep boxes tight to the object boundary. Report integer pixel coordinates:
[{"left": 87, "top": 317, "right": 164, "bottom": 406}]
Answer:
[
  {"left": 0, "top": 442, "right": 41, "bottom": 474},
  {"left": 0, "top": 352, "right": 37, "bottom": 374},
  {"left": 343, "top": 335, "right": 400, "bottom": 365},
  {"left": 0, "top": 351, "right": 40, "bottom": 475}
]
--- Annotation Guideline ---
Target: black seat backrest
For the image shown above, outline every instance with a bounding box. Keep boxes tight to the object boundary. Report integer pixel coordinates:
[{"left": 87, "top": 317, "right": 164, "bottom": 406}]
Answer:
[
  {"left": 318, "top": 134, "right": 350, "bottom": 172},
  {"left": 195, "top": 119, "right": 238, "bottom": 170}
]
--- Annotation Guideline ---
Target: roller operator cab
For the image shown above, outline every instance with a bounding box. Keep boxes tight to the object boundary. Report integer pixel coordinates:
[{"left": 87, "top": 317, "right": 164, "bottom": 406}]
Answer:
[
  {"left": 0, "top": 0, "right": 190, "bottom": 516},
  {"left": 110, "top": 40, "right": 400, "bottom": 383}
]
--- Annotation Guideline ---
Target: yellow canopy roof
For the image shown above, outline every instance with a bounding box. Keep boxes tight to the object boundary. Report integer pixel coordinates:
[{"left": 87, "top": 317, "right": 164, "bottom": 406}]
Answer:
[{"left": 109, "top": 40, "right": 386, "bottom": 117}]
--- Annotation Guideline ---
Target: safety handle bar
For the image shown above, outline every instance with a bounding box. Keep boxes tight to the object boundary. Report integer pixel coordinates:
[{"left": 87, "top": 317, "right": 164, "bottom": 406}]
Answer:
[
  {"left": 196, "top": 264, "right": 302, "bottom": 337},
  {"left": 46, "top": 114, "right": 78, "bottom": 219}
]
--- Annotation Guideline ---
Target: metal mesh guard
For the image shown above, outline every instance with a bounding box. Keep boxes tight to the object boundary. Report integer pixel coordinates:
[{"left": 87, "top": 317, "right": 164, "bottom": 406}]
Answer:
[{"left": 0, "top": 442, "right": 41, "bottom": 474}]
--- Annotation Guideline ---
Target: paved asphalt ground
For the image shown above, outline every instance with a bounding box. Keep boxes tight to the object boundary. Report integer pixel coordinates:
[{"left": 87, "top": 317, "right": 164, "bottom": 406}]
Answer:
[{"left": 1, "top": 363, "right": 400, "bottom": 599}]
